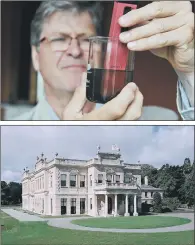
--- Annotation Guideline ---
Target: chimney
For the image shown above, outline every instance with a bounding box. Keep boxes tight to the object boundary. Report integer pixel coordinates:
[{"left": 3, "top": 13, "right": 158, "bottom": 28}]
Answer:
[{"left": 144, "top": 176, "right": 148, "bottom": 186}]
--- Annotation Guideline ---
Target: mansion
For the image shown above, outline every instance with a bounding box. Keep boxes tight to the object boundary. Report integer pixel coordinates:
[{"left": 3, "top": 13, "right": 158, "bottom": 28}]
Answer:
[{"left": 22, "top": 146, "right": 163, "bottom": 217}]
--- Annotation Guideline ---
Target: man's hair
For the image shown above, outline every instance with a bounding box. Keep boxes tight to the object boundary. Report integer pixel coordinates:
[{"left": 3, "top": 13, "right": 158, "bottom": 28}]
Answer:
[{"left": 31, "top": 1, "right": 103, "bottom": 47}]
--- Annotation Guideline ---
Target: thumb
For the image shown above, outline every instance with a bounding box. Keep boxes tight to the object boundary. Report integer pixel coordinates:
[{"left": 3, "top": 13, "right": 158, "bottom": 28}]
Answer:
[{"left": 63, "top": 72, "right": 87, "bottom": 119}]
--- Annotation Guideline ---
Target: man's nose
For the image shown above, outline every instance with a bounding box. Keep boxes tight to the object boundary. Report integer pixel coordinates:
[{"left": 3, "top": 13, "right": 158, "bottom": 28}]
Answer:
[{"left": 66, "top": 39, "right": 82, "bottom": 58}]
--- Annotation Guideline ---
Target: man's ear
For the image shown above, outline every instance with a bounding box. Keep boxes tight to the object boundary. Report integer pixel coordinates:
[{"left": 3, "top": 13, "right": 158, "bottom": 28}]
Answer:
[{"left": 32, "top": 46, "right": 40, "bottom": 71}]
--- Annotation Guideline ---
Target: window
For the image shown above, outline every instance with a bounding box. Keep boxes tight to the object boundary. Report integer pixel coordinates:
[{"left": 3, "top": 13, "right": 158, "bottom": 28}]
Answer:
[
  {"left": 70, "top": 175, "right": 76, "bottom": 187},
  {"left": 42, "top": 177, "right": 44, "bottom": 189},
  {"left": 98, "top": 174, "right": 103, "bottom": 184},
  {"left": 61, "top": 198, "right": 67, "bottom": 215},
  {"left": 80, "top": 198, "right": 85, "bottom": 214},
  {"left": 71, "top": 198, "right": 76, "bottom": 214},
  {"left": 125, "top": 176, "right": 130, "bottom": 183},
  {"left": 61, "top": 174, "right": 67, "bottom": 187},
  {"left": 107, "top": 174, "right": 112, "bottom": 183},
  {"left": 90, "top": 198, "right": 92, "bottom": 209},
  {"left": 50, "top": 175, "right": 53, "bottom": 188},
  {"left": 42, "top": 199, "right": 44, "bottom": 212},
  {"left": 51, "top": 199, "right": 53, "bottom": 214},
  {"left": 80, "top": 175, "right": 85, "bottom": 187},
  {"left": 116, "top": 175, "right": 120, "bottom": 183},
  {"left": 90, "top": 175, "right": 92, "bottom": 186},
  {"left": 145, "top": 192, "right": 148, "bottom": 198},
  {"left": 151, "top": 192, "right": 153, "bottom": 197}
]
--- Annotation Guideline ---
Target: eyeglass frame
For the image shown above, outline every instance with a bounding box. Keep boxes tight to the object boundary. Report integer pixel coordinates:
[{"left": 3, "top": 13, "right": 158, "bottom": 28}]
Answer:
[{"left": 38, "top": 33, "right": 95, "bottom": 52}]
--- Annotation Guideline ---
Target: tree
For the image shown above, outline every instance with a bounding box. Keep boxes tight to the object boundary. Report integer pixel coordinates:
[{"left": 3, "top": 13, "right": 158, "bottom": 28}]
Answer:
[
  {"left": 152, "top": 192, "right": 162, "bottom": 213},
  {"left": 8, "top": 182, "right": 22, "bottom": 204},
  {"left": 141, "top": 164, "right": 158, "bottom": 186},
  {"left": 183, "top": 158, "right": 192, "bottom": 175},
  {"left": 181, "top": 161, "right": 195, "bottom": 207},
  {"left": 1, "top": 181, "right": 22, "bottom": 205}
]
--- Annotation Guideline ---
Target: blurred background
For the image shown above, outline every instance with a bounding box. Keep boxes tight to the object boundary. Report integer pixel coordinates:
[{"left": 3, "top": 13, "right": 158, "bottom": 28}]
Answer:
[{"left": 1, "top": 1, "right": 194, "bottom": 120}]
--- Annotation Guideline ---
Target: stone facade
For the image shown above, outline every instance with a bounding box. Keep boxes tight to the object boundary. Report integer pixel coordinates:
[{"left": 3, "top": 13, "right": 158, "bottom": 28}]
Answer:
[{"left": 22, "top": 147, "right": 162, "bottom": 216}]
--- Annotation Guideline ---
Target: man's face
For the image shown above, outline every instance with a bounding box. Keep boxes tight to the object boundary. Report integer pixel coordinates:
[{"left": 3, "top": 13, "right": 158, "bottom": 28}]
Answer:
[{"left": 32, "top": 11, "right": 96, "bottom": 93}]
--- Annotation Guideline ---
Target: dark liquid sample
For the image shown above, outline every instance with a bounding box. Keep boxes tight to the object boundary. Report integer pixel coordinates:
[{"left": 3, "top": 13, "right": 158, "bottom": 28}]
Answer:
[{"left": 86, "top": 68, "right": 133, "bottom": 104}]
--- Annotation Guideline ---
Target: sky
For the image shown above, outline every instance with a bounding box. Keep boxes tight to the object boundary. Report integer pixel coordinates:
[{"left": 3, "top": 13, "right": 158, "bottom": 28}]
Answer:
[{"left": 1, "top": 125, "right": 194, "bottom": 183}]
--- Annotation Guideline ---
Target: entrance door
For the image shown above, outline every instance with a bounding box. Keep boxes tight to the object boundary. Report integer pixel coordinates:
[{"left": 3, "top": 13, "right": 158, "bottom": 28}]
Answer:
[{"left": 108, "top": 197, "right": 112, "bottom": 214}]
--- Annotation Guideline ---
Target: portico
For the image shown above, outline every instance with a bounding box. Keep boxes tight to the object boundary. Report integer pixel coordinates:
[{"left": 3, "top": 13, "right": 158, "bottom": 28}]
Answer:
[{"left": 94, "top": 192, "right": 140, "bottom": 217}]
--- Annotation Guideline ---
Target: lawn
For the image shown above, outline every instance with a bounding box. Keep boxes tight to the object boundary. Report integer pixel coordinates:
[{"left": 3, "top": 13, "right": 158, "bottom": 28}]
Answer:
[
  {"left": 71, "top": 216, "right": 191, "bottom": 229},
  {"left": 1, "top": 211, "right": 194, "bottom": 245}
]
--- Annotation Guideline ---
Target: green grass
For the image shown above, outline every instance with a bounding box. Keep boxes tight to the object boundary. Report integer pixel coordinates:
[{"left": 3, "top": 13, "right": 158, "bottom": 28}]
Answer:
[
  {"left": 72, "top": 216, "right": 191, "bottom": 229},
  {"left": 1, "top": 211, "right": 194, "bottom": 245}
]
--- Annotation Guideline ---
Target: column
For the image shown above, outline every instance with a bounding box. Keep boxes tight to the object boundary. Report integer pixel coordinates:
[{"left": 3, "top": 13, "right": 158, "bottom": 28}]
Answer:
[
  {"left": 67, "top": 197, "right": 71, "bottom": 215},
  {"left": 105, "top": 194, "right": 108, "bottom": 217},
  {"left": 76, "top": 197, "right": 80, "bottom": 215},
  {"left": 124, "top": 194, "right": 129, "bottom": 216},
  {"left": 93, "top": 195, "right": 97, "bottom": 216},
  {"left": 114, "top": 194, "right": 118, "bottom": 216},
  {"left": 133, "top": 194, "right": 138, "bottom": 216}
]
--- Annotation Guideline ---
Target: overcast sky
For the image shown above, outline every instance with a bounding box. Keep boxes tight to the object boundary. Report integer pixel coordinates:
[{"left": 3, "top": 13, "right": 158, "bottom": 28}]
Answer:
[{"left": 1, "top": 126, "right": 194, "bottom": 183}]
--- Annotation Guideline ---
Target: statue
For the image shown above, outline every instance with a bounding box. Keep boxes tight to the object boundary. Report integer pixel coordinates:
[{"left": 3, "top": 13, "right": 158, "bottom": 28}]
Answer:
[
  {"left": 112, "top": 144, "right": 120, "bottom": 153},
  {"left": 97, "top": 145, "right": 100, "bottom": 154}
]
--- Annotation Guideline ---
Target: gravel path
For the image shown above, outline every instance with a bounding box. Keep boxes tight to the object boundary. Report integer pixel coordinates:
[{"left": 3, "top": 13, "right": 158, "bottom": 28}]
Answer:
[
  {"left": 2, "top": 208, "right": 194, "bottom": 233},
  {"left": 1, "top": 209, "right": 46, "bottom": 222},
  {"left": 47, "top": 212, "right": 194, "bottom": 233}
]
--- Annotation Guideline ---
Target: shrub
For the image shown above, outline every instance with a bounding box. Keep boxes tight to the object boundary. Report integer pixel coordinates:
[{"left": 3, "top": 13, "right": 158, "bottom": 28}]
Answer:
[
  {"left": 162, "top": 197, "right": 181, "bottom": 211},
  {"left": 152, "top": 192, "right": 162, "bottom": 213}
]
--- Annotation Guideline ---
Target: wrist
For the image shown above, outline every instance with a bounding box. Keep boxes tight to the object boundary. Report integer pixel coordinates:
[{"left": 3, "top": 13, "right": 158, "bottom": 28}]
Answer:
[{"left": 175, "top": 69, "right": 194, "bottom": 107}]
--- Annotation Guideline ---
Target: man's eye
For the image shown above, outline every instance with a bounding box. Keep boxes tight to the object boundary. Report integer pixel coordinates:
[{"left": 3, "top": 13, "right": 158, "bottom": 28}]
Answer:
[
  {"left": 51, "top": 38, "right": 65, "bottom": 42},
  {"left": 81, "top": 38, "right": 90, "bottom": 43}
]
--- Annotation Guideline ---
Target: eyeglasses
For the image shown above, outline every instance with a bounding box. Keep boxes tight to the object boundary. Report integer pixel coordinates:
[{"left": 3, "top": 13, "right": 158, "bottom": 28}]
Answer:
[{"left": 39, "top": 34, "right": 91, "bottom": 52}]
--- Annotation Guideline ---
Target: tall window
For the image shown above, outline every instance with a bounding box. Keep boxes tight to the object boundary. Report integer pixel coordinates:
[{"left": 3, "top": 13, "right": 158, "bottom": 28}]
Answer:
[
  {"left": 51, "top": 198, "right": 53, "bottom": 214},
  {"left": 124, "top": 176, "right": 130, "bottom": 183},
  {"left": 90, "top": 198, "right": 92, "bottom": 209},
  {"left": 50, "top": 175, "right": 53, "bottom": 188},
  {"left": 116, "top": 175, "right": 120, "bottom": 183},
  {"left": 42, "top": 177, "right": 44, "bottom": 189},
  {"left": 90, "top": 175, "right": 92, "bottom": 186},
  {"left": 151, "top": 192, "right": 153, "bottom": 197},
  {"left": 145, "top": 192, "right": 148, "bottom": 198},
  {"left": 71, "top": 198, "right": 76, "bottom": 214},
  {"left": 42, "top": 199, "right": 44, "bottom": 212},
  {"left": 61, "top": 198, "right": 67, "bottom": 215},
  {"left": 61, "top": 174, "right": 67, "bottom": 187},
  {"left": 106, "top": 174, "right": 112, "bottom": 183},
  {"left": 80, "top": 198, "right": 85, "bottom": 214},
  {"left": 80, "top": 175, "right": 85, "bottom": 187},
  {"left": 70, "top": 175, "right": 76, "bottom": 187},
  {"left": 98, "top": 174, "right": 103, "bottom": 184}
]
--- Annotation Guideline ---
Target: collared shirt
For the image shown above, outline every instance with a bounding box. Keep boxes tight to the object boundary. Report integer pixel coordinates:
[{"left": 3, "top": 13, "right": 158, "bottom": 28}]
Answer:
[{"left": 177, "top": 79, "right": 194, "bottom": 120}]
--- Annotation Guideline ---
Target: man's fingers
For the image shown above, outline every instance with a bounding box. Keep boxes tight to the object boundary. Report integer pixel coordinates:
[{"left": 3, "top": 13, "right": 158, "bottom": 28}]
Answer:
[
  {"left": 119, "top": 14, "right": 188, "bottom": 44},
  {"left": 84, "top": 83, "right": 137, "bottom": 120},
  {"left": 82, "top": 101, "right": 96, "bottom": 114},
  {"left": 119, "top": 89, "right": 144, "bottom": 120},
  {"left": 63, "top": 72, "right": 87, "bottom": 119},
  {"left": 118, "top": 1, "right": 192, "bottom": 28}
]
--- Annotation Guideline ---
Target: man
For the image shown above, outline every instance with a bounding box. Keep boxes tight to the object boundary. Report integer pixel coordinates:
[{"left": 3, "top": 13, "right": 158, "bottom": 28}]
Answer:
[{"left": 16, "top": 1, "right": 194, "bottom": 120}]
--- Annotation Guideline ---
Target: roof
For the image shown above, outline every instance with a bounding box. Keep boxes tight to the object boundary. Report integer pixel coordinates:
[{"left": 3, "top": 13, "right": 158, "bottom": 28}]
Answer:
[{"left": 141, "top": 184, "right": 163, "bottom": 191}]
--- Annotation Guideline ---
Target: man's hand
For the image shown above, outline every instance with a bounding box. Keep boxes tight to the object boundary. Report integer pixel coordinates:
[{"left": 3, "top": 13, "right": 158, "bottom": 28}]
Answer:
[
  {"left": 118, "top": 1, "right": 194, "bottom": 107},
  {"left": 119, "top": 1, "right": 194, "bottom": 73},
  {"left": 62, "top": 73, "right": 143, "bottom": 120}
]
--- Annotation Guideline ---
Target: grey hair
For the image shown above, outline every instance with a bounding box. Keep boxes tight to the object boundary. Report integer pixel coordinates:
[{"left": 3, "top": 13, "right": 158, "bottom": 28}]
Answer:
[{"left": 31, "top": 1, "right": 103, "bottom": 47}]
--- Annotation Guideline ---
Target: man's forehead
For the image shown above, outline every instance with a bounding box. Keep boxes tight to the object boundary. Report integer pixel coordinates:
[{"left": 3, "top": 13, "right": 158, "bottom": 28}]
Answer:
[{"left": 42, "top": 11, "right": 96, "bottom": 35}]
